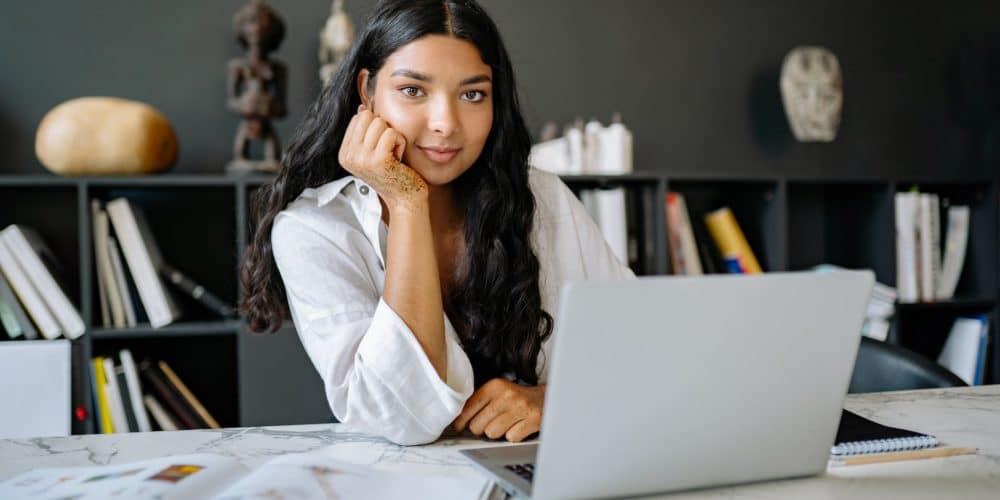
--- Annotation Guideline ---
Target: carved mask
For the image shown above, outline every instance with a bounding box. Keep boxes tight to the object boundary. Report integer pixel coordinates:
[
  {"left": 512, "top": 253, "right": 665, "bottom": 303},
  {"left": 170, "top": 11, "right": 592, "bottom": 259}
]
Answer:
[{"left": 780, "top": 47, "right": 843, "bottom": 142}]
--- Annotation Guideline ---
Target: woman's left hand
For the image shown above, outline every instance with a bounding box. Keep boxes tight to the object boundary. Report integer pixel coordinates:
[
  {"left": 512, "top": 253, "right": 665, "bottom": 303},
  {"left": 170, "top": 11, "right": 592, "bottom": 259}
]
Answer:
[{"left": 453, "top": 378, "right": 546, "bottom": 442}]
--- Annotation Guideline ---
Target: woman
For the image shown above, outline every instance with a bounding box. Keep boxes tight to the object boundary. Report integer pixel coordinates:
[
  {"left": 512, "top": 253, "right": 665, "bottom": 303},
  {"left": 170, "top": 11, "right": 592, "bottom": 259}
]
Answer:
[{"left": 240, "top": 0, "right": 633, "bottom": 446}]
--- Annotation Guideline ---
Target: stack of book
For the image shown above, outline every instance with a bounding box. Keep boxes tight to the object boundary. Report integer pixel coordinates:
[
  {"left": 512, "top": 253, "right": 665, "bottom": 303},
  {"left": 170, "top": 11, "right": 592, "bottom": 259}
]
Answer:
[
  {"left": 894, "top": 190, "right": 970, "bottom": 303},
  {"left": 0, "top": 225, "right": 84, "bottom": 340},
  {"left": 91, "top": 348, "right": 220, "bottom": 433},
  {"left": 91, "top": 198, "right": 234, "bottom": 329}
]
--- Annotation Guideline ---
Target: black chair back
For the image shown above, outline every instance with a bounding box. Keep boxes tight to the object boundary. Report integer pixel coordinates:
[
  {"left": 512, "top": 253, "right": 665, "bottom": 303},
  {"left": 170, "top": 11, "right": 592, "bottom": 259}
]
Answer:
[{"left": 848, "top": 337, "right": 968, "bottom": 393}]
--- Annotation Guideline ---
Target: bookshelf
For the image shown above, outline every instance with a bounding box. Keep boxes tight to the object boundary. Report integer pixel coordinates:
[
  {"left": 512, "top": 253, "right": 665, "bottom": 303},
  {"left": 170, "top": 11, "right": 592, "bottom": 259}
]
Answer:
[{"left": 0, "top": 172, "right": 996, "bottom": 435}]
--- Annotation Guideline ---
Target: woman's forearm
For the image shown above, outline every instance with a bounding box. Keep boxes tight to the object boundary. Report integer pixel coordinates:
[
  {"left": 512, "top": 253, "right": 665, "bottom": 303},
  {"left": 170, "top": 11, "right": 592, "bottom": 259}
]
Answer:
[{"left": 382, "top": 198, "right": 448, "bottom": 381}]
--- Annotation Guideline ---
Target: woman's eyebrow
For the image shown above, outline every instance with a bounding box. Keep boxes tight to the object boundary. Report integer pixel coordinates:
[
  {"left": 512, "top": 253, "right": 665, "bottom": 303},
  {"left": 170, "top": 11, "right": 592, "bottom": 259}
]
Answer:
[{"left": 389, "top": 69, "right": 492, "bottom": 85}]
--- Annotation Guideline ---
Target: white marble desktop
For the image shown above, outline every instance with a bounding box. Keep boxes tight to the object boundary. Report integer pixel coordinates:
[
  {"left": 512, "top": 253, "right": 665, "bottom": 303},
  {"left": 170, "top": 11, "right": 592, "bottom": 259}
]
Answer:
[{"left": 1, "top": 385, "right": 998, "bottom": 499}]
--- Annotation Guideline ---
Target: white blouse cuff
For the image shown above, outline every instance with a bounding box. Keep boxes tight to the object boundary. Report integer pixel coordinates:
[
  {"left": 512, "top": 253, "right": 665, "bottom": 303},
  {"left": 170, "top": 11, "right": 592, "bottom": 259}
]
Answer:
[{"left": 357, "top": 298, "right": 474, "bottom": 430}]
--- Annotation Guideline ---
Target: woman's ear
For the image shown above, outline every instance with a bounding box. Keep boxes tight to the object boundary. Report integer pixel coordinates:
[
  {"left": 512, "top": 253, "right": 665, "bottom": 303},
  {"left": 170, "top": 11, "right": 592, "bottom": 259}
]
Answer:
[{"left": 356, "top": 69, "right": 372, "bottom": 109}]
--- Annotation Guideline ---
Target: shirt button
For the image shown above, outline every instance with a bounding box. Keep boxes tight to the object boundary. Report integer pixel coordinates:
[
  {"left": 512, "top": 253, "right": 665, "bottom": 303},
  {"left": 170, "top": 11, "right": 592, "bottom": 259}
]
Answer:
[{"left": 359, "top": 185, "right": 370, "bottom": 195}]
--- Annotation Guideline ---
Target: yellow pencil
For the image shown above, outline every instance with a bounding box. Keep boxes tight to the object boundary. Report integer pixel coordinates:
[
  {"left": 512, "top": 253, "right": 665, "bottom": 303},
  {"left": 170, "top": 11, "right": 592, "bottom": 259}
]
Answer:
[{"left": 833, "top": 446, "right": 977, "bottom": 466}]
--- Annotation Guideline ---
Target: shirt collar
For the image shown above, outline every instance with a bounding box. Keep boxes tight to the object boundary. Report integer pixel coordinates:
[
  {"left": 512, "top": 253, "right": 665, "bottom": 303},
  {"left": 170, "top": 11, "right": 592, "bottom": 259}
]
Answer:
[{"left": 315, "top": 176, "right": 357, "bottom": 206}]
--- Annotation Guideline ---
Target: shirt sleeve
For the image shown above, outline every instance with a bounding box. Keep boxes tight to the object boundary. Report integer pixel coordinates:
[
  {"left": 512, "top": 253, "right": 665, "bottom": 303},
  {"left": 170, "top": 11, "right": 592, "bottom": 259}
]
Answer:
[{"left": 271, "top": 212, "right": 474, "bottom": 446}]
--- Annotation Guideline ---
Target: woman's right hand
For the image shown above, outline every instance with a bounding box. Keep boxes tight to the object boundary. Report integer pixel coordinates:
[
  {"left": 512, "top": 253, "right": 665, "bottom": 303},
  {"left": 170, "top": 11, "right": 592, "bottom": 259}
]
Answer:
[{"left": 338, "top": 104, "right": 429, "bottom": 210}]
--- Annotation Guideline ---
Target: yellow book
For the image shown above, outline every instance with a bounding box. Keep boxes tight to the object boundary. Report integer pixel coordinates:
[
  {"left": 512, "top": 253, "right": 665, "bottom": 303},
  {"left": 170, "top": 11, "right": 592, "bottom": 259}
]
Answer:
[
  {"left": 92, "top": 357, "right": 115, "bottom": 434},
  {"left": 704, "top": 207, "right": 763, "bottom": 274}
]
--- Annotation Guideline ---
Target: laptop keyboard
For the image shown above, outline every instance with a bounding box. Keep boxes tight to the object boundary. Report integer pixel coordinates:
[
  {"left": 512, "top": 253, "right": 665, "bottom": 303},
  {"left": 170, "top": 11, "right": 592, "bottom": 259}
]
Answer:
[{"left": 503, "top": 463, "right": 535, "bottom": 483}]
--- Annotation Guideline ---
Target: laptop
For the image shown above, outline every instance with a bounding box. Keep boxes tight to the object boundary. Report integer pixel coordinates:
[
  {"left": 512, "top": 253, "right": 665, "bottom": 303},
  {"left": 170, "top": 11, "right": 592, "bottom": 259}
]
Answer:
[{"left": 460, "top": 270, "right": 873, "bottom": 499}]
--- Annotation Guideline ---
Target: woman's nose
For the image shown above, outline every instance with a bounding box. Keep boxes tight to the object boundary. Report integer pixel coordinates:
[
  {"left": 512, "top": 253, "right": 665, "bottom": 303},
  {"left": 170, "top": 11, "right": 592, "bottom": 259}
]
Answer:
[{"left": 427, "top": 97, "right": 459, "bottom": 137}]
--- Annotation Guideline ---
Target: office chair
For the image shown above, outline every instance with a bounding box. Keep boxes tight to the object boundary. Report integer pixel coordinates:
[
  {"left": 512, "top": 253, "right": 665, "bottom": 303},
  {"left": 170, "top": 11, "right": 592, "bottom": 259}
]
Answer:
[{"left": 848, "top": 336, "right": 968, "bottom": 393}]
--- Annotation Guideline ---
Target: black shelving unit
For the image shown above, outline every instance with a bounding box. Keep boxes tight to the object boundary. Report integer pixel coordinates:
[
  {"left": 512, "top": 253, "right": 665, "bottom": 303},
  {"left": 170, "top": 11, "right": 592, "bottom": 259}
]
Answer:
[{"left": 0, "top": 172, "right": 996, "bottom": 435}]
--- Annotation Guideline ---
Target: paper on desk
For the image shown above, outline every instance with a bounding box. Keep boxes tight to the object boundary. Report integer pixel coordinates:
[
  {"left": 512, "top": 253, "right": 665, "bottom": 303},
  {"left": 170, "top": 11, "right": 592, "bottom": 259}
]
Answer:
[
  {"left": 213, "top": 452, "right": 492, "bottom": 499},
  {"left": 0, "top": 451, "right": 493, "bottom": 500},
  {"left": 0, "top": 453, "right": 244, "bottom": 499}
]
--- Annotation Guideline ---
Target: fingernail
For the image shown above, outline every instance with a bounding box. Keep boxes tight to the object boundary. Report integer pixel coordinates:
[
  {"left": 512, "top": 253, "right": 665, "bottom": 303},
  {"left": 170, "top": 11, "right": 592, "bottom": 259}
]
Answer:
[{"left": 358, "top": 104, "right": 364, "bottom": 112}]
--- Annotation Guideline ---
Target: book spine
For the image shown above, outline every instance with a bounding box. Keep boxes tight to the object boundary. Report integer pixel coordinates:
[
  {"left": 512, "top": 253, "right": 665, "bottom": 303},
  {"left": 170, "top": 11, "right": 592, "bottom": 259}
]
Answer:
[
  {"left": 159, "top": 360, "right": 220, "bottom": 429},
  {"left": 116, "top": 368, "right": 139, "bottom": 432},
  {"left": 89, "top": 358, "right": 105, "bottom": 434},
  {"left": 143, "top": 395, "right": 179, "bottom": 431},
  {"left": 666, "top": 193, "right": 684, "bottom": 274},
  {"left": 917, "top": 194, "right": 936, "bottom": 302},
  {"left": 92, "top": 357, "right": 115, "bottom": 434},
  {"left": 107, "top": 237, "right": 138, "bottom": 327},
  {"left": 102, "top": 357, "right": 130, "bottom": 433},
  {"left": 91, "top": 200, "right": 111, "bottom": 328},
  {"left": 894, "top": 193, "right": 919, "bottom": 303},
  {"left": 120, "top": 349, "right": 152, "bottom": 432},
  {"left": 935, "top": 206, "right": 969, "bottom": 300},
  {"left": 675, "top": 194, "right": 703, "bottom": 276},
  {"left": 0, "top": 271, "right": 36, "bottom": 339},
  {"left": 106, "top": 200, "right": 175, "bottom": 328},
  {"left": 0, "top": 236, "right": 61, "bottom": 338},
  {"left": 703, "top": 207, "right": 762, "bottom": 274},
  {"left": 139, "top": 360, "right": 201, "bottom": 429},
  {"left": 3, "top": 226, "right": 84, "bottom": 338}
]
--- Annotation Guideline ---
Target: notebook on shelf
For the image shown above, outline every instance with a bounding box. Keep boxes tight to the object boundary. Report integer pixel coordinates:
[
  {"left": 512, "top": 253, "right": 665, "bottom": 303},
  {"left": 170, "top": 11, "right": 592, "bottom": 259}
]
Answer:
[{"left": 832, "top": 410, "right": 937, "bottom": 456}]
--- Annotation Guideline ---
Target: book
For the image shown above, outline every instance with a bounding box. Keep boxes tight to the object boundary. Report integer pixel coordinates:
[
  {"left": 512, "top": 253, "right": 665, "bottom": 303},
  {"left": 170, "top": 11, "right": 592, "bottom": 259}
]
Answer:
[
  {"left": 116, "top": 366, "right": 139, "bottom": 432},
  {"left": 106, "top": 198, "right": 181, "bottom": 328},
  {"left": 90, "top": 200, "right": 112, "bottom": 328},
  {"left": 159, "top": 360, "right": 221, "bottom": 429},
  {"left": 665, "top": 192, "right": 703, "bottom": 276},
  {"left": 0, "top": 452, "right": 493, "bottom": 500},
  {"left": 89, "top": 358, "right": 105, "bottom": 434},
  {"left": 0, "top": 270, "right": 36, "bottom": 339},
  {"left": 120, "top": 349, "right": 153, "bottom": 432},
  {"left": 937, "top": 315, "right": 989, "bottom": 385},
  {"left": 139, "top": 359, "right": 201, "bottom": 429},
  {"left": 917, "top": 193, "right": 940, "bottom": 302},
  {"left": 0, "top": 231, "right": 62, "bottom": 339},
  {"left": 703, "top": 207, "right": 762, "bottom": 274},
  {"left": 92, "top": 357, "right": 115, "bottom": 434},
  {"left": 159, "top": 263, "right": 235, "bottom": 318},
  {"left": 93, "top": 200, "right": 127, "bottom": 328},
  {"left": 832, "top": 409, "right": 937, "bottom": 456},
  {"left": 895, "top": 192, "right": 920, "bottom": 303},
  {"left": 1, "top": 225, "right": 85, "bottom": 339},
  {"left": 107, "top": 236, "right": 138, "bottom": 328},
  {"left": 936, "top": 205, "right": 970, "bottom": 300},
  {"left": 143, "top": 394, "right": 179, "bottom": 431},
  {"left": 102, "top": 357, "right": 130, "bottom": 433}
]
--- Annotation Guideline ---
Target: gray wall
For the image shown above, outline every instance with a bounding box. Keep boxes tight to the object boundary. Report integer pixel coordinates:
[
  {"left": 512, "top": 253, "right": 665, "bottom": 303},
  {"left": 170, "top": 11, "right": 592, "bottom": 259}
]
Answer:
[{"left": 2, "top": 1, "right": 1000, "bottom": 178}]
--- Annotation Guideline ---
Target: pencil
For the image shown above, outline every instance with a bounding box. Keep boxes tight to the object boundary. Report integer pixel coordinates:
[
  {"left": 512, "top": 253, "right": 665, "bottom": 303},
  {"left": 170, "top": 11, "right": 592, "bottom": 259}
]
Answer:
[{"left": 833, "top": 446, "right": 977, "bottom": 466}]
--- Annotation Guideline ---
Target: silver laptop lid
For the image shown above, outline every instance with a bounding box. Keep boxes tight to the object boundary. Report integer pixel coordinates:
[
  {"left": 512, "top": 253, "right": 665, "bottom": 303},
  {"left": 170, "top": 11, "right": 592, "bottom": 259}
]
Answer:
[{"left": 533, "top": 271, "right": 873, "bottom": 499}]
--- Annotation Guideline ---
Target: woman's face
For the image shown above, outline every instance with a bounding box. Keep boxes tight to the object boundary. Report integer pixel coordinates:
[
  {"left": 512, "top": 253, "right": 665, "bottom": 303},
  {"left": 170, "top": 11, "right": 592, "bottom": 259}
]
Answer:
[{"left": 358, "top": 35, "right": 494, "bottom": 186}]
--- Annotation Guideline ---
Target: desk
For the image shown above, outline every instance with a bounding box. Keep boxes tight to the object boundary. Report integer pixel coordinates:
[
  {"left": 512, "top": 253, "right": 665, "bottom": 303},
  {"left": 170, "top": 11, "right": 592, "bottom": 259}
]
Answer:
[{"left": 1, "top": 386, "right": 998, "bottom": 499}]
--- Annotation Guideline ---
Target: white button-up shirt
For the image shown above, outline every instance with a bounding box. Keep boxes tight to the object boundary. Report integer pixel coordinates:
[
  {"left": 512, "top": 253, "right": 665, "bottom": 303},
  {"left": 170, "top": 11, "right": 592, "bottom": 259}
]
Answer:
[{"left": 271, "top": 168, "right": 635, "bottom": 445}]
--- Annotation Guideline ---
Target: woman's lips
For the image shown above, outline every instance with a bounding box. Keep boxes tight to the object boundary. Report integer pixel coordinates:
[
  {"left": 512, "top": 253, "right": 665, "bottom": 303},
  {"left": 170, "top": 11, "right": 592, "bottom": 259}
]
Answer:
[{"left": 417, "top": 146, "right": 460, "bottom": 163}]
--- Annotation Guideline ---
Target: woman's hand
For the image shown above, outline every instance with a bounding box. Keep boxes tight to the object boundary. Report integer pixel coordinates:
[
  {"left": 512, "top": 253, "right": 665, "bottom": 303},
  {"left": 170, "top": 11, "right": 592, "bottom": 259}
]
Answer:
[
  {"left": 453, "top": 378, "right": 546, "bottom": 442},
  {"left": 338, "top": 104, "right": 428, "bottom": 211}
]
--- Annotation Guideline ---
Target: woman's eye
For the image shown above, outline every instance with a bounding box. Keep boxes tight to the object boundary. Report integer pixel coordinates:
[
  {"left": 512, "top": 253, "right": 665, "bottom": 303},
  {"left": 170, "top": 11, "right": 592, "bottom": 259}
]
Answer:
[
  {"left": 462, "top": 90, "right": 487, "bottom": 102},
  {"left": 400, "top": 86, "right": 424, "bottom": 98}
]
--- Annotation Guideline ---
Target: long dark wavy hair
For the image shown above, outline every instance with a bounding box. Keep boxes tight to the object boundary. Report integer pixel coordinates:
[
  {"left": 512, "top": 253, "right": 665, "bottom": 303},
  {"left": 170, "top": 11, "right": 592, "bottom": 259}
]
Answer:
[{"left": 240, "top": 0, "right": 553, "bottom": 386}]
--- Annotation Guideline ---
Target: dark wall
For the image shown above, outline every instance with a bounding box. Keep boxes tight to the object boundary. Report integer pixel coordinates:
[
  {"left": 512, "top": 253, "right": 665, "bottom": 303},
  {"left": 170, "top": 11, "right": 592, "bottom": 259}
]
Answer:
[{"left": 2, "top": 1, "right": 1000, "bottom": 177}]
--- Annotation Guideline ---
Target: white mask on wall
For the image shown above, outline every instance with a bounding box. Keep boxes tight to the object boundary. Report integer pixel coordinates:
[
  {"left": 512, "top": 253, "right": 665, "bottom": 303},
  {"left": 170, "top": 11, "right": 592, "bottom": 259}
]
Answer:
[{"left": 780, "top": 46, "right": 843, "bottom": 142}]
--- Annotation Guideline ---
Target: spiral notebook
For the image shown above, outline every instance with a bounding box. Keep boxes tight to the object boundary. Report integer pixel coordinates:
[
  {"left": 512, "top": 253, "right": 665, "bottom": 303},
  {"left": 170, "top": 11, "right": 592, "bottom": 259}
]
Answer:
[{"left": 832, "top": 410, "right": 938, "bottom": 456}]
